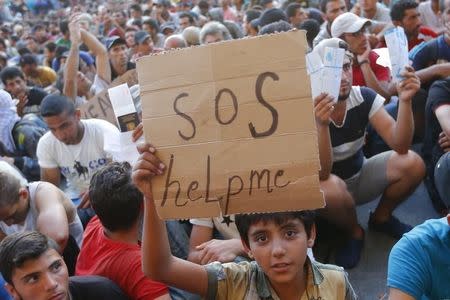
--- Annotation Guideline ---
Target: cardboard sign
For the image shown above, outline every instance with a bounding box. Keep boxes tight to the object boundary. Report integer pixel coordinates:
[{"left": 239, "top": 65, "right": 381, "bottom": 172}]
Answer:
[
  {"left": 138, "top": 30, "right": 324, "bottom": 219},
  {"left": 80, "top": 70, "right": 138, "bottom": 126}
]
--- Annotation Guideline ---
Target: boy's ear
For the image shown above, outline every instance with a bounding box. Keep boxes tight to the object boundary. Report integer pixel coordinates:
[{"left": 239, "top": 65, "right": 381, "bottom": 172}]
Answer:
[
  {"left": 241, "top": 238, "right": 252, "bottom": 258},
  {"left": 5, "top": 283, "right": 19, "bottom": 299},
  {"left": 307, "top": 223, "right": 316, "bottom": 248}
]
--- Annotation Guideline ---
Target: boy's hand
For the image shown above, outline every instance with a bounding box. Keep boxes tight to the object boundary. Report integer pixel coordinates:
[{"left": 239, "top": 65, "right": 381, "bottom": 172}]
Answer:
[
  {"left": 132, "top": 143, "right": 165, "bottom": 197},
  {"left": 314, "top": 93, "right": 334, "bottom": 127},
  {"left": 196, "top": 239, "right": 244, "bottom": 264},
  {"left": 397, "top": 66, "right": 420, "bottom": 102}
]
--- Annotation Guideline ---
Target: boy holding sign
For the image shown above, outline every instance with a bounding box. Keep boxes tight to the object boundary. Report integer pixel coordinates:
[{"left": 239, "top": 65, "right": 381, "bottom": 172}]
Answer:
[{"left": 132, "top": 143, "right": 357, "bottom": 300}]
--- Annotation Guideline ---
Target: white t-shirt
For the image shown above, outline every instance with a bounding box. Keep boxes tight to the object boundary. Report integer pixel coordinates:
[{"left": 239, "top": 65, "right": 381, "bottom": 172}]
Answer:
[
  {"left": 37, "top": 119, "right": 119, "bottom": 199},
  {"left": 418, "top": 1, "right": 444, "bottom": 33}
]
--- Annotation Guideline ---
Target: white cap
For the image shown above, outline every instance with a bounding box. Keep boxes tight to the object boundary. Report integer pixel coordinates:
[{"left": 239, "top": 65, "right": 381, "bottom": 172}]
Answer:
[
  {"left": 331, "top": 12, "right": 371, "bottom": 38},
  {"left": 313, "top": 38, "right": 352, "bottom": 60}
]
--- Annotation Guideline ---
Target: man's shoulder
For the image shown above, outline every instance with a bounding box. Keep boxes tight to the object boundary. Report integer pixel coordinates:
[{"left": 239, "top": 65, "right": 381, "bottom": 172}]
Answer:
[{"left": 69, "top": 275, "right": 128, "bottom": 300}]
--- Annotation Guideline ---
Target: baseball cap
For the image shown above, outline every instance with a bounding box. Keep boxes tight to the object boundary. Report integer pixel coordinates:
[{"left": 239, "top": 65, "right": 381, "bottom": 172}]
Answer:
[
  {"left": 104, "top": 36, "right": 126, "bottom": 50},
  {"left": 435, "top": 152, "right": 450, "bottom": 208},
  {"left": 160, "top": 22, "right": 176, "bottom": 34},
  {"left": 135, "top": 30, "right": 151, "bottom": 45},
  {"left": 253, "top": 8, "right": 287, "bottom": 28},
  {"left": 154, "top": 0, "right": 172, "bottom": 7},
  {"left": 331, "top": 12, "right": 371, "bottom": 38}
]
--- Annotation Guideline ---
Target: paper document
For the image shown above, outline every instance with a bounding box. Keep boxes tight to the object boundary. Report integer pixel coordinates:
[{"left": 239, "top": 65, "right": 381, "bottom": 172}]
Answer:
[
  {"left": 385, "top": 27, "right": 409, "bottom": 81},
  {"left": 306, "top": 47, "right": 345, "bottom": 102}
]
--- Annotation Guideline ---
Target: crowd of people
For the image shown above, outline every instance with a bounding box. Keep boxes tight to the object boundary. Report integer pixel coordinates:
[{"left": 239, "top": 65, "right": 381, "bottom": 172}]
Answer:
[{"left": 0, "top": 0, "right": 449, "bottom": 298}]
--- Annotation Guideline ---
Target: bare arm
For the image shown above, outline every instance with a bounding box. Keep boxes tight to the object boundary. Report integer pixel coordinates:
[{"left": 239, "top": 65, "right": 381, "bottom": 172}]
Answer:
[
  {"left": 133, "top": 144, "right": 209, "bottom": 297},
  {"left": 35, "top": 182, "right": 70, "bottom": 252},
  {"left": 388, "top": 288, "right": 415, "bottom": 300},
  {"left": 314, "top": 93, "right": 334, "bottom": 180},
  {"left": 415, "top": 63, "right": 450, "bottom": 84},
  {"left": 360, "top": 62, "right": 395, "bottom": 99},
  {"left": 188, "top": 224, "right": 213, "bottom": 263},
  {"left": 435, "top": 104, "right": 450, "bottom": 136},
  {"left": 40, "top": 167, "right": 61, "bottom": 187},
  {"left": 80, "top": 28, "right": 111, "bottom": 83},
  {"left": 370, "top": 67, "right": 419, "bottom": 154},
  {"left": 63, "top": 14, "right": 82, "bottom": 100}
]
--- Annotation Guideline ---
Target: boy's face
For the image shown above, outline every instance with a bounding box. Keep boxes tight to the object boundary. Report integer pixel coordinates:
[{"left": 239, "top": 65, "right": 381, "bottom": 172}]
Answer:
[
  {"left": 244, "top": 218, "right": 315, "bottom": 286},
  {"left": 6, "top": 249, "right": 69, "bottom": 300}
]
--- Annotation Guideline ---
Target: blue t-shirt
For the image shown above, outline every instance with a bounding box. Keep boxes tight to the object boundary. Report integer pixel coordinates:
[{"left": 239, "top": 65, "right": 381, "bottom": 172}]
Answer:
[
  {"left": 409, "top": 35, "right": 450, "bottom": 71},
  {"left": 387, "top": 217, "right": 450, "bottom": 300}
]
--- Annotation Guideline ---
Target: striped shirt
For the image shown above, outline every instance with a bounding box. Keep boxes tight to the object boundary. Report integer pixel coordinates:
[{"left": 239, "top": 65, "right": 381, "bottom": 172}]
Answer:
[{"left": 330, "top": 86, "right": 384, "bottom": 179}]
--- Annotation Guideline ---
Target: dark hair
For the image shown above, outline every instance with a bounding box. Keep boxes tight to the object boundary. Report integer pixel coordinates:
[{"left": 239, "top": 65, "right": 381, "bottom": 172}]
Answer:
[
  {"left": 0, "top": 66, "right": 24, "bottom": 85},
  {"left": 19, "top": 53, "right": 38, "bottom": 67},
  {"left": 0, "top": 232, "right": 60, "bottom": 284},
  {"left": 299, "top": 19, "right": 321, "bottom": 46},
  {"left": 18, "top": 48, "right": 31, "bottom": 56},
  {"left": 130, "top": 3, "right": 143, "bottom": 12},
  {"left": 40, "top": 94, "right": 76, "bottom": 117},
  {"left": 179, "top": 12, "right": 195, "bottom": 24},
  {"left": 59, "top": 20, "right": 69, "bottom": 35},
  {"left": 259, "top": 20, "right": 293, "bottom": 34},
  {"left": 235, "top": 211, "right": 315, "bottom": 248},
  {"left": 286, "top": 3, "right": 302, "bottom": 18},
  {"left": 390, "top": 0, "right": 418, "bottom": 21},
  {"left": 143, "top": 18, "right": 160, "bottom": 32},
  {"left": 32, "top": 24, "right": 45, "bottom": 33},
  {"left": 246, "top": 9, "right": 261, "bottom": 23},
  {"left": 44, "top": 41, "right": 57, "bottom": 52},
  {"left": 0, "top": 169, "right": 22, "bottom": 207},
  {"left": 89, "top": 162, "right": 143, "bottom": 232}
]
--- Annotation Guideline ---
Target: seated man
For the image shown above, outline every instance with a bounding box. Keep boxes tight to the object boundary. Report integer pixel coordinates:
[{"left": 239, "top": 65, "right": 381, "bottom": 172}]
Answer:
[
  {"left": 313, "top": 0, "right": 347, "bottom": 47},
  {"left": 410, "top": 0, "right": 450, "bottom": 87},
  {"left": 1, "top": 66, "right": 48, "bottom": 116},
  {"left": 76, "top": 162, "right": 170, "bottom": 300},
  {"left": 131, "top": 143, "right": 357, "bottom": 299},
  {"left": 331, "top": 12, "right": 395, "bottom": 100},
  {"left": 0, "top": 163, "right": 83, "bottom": 275},
  {"left": 0, "top": 231, "right": 129, "bottom": 300},
  {"left": 64, "top": 13, "right": 110, "bottom": 108},
  {"left": 387, "top": 212, "right": 450, "bottom": 299},
  {"left": 0, "top": 89, "right": 47, "bottom": 181},
  {"left": 422, "top": 78, "right": 450, "bottom": 214},
  {"left": 36, "top": 95, "right": 119, "bottom": 216},
  {"left": 313, "top": 38, "right": 425, "bottom": 267},
  {"left": 19, "top": 54, "right": 57, "bottom": 88}
]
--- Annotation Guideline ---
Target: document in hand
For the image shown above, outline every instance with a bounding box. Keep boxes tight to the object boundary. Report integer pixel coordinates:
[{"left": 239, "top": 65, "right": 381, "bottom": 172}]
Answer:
[{"left": 384, "top": 27, "right": 409, "bottom": 82}]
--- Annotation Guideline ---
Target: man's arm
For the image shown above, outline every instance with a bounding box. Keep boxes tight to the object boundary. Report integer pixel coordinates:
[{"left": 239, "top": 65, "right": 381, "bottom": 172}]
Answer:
[
  {"left": 188, "top": 224, "right": 246, "bottom": 264},
  {"left": 63, "top": 14, "right": 82, "bottom": 100},
  {"left": 40, "top": 167, "right": 61, "bottom": 187},
  {"left": 80, "top": 28, "right": 111, "bottom": 84},
  {"left": 369, "top": 66, "right": 420, "bottom": 153},
  {"left": 314, "top": 93, "right": 334, "bottom": 180},
  {"left": 434, "top": 104, "right": 450, "bottom": 136},
  {"left": 133, "top": 143, "right": 209, "bottom": 297},
  {"left": 35, "top": 182, "right": 70, "bottom": 251},
  {"left": 415, "top": 63, "right": 450, "bottom": 84},
  {"left": 389, "top": 288, "right": 415, "bottom": 300}
]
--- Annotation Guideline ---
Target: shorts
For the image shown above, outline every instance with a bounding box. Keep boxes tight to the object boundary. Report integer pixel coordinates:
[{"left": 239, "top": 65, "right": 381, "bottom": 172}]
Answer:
[{"left": 344, "top": 151, "right": 392, "bottom": 204}]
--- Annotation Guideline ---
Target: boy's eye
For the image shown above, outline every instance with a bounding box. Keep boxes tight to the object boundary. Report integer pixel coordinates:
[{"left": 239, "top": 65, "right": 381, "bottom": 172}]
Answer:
[
  {"left": 50, "top": 261, "right": 62, "bottom": 272},
  {"left": 285, "top": 230, "right": 297, "bottom": 238},
  {"left": 25, "top": 274, "right": 39, "bottom": 284},
  {"left": 255, "top": 234, "right": 267, "bottom": 243}
]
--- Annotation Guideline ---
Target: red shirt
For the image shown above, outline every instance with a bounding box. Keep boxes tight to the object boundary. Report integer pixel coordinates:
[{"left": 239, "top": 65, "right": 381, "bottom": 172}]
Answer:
[
  {"left": 352, "top": 50, "right": 391, "bottom": 87},
  {"left": 76, "top": 217, "right": 169, "bottom": 300}
]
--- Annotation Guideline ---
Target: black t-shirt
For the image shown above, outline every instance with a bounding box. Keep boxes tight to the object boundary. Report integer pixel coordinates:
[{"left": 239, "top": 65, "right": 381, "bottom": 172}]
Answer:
[
  {"left": 22, "top": 87, "right": 48, "bottom": 115},
  {"left": 69, "top": 275, "right": 129, "bottom": 300},
  {"left": 422, "top": 78, "right": 450, "bottom": 169}
]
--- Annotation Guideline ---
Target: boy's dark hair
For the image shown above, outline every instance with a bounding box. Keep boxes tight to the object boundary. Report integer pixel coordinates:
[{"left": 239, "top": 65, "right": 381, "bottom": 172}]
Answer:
[
  {"left": 285, "top": 3, "right": 302, "bottom": 18},
  {"left": 44, "top": 41, "right": 57, "bottom": 53},
  {"left": 143, "top": 18, "right": 160, "bottom": 32},
  {"left": 0, "top": 66, "right": 25, "bottom": 85},
  {"left": 299, "top": 19, "right": 321, "bottom": 46},
  {"left": 19, "top": 54, "right": 38, "bottom": 67},
  {"left": 0, "top": 232, "right": 60, "bottom": 284},
  {"left": 89, "top": 162, "right": 143, "bottom": 232},
  {"left": 390, "top": 0, "right": 418, "bottom": 21},
  {"left": 40, "top": 94, "right": 75, "bottom": 117},
  {"left": 130, "top": 3, "right": 143, "bottom": 13},
  {"left": 235, "top": 211, "right": 315, "bottom": 248}
]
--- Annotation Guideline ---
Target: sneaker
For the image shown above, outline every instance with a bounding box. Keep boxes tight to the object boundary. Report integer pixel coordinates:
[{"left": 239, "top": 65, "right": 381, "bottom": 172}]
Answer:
[
  {"left": 368, "top": 212, "right": 413, "bottom": 239},
  {"left": 335, "top": 231, "right": 364, "bottom": 269}
]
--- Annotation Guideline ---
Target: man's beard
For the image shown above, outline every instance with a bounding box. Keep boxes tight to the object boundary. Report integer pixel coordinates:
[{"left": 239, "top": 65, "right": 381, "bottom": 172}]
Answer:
[{"left": 338, "top": 91, "right": 350, "bottom": 101}]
